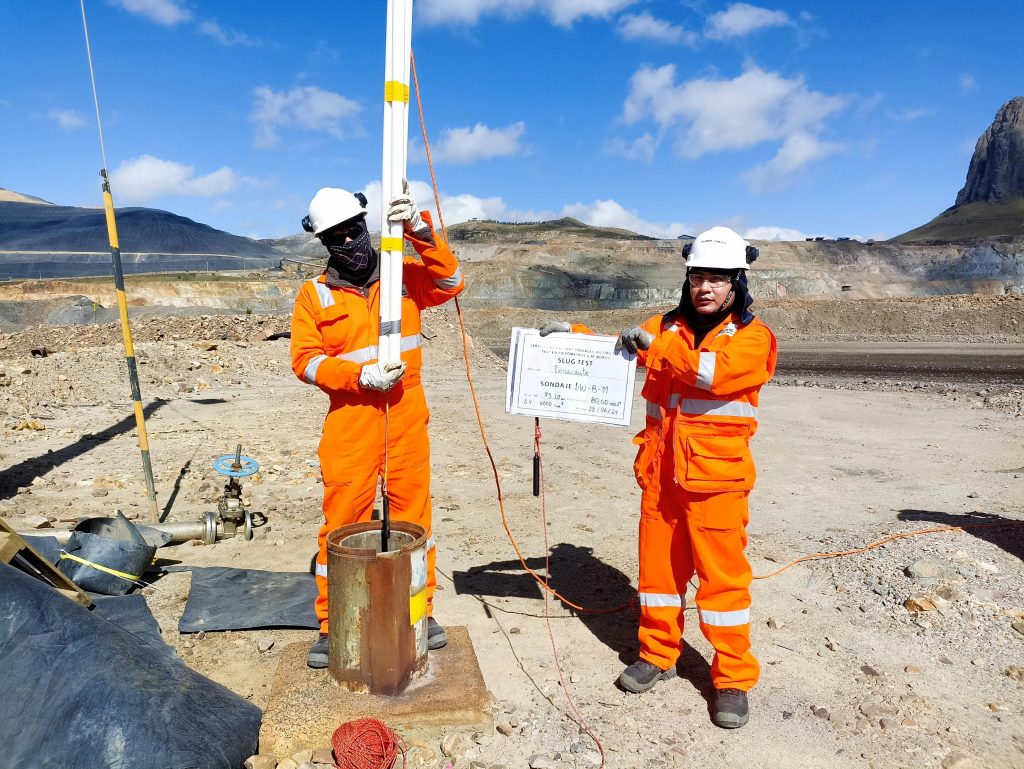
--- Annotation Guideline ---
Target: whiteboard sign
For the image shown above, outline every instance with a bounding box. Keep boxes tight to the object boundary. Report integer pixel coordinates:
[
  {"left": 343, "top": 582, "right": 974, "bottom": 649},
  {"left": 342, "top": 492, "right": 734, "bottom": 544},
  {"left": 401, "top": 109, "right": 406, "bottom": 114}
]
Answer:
[{"left": 505, "top": 327, "right": 637, "bottom": 426}]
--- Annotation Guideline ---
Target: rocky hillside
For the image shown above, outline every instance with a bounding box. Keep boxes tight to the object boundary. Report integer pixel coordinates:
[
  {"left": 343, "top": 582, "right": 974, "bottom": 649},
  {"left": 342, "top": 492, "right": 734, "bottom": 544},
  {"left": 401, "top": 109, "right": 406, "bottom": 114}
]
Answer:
[{"left": 897, "top": 97, "right": 1024, "bottom": 242}]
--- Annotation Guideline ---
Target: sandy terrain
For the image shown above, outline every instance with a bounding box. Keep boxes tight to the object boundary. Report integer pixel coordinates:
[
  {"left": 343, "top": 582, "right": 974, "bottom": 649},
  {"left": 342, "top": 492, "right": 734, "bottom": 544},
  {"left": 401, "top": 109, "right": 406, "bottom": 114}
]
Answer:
[{"left": 1, "top": 304, "right": 1023, "bottom": 769}]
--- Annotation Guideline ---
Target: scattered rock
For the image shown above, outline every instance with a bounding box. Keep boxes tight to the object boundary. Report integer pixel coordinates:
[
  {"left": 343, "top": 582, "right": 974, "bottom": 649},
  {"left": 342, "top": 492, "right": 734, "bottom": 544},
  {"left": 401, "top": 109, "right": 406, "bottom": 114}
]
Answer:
[
  {"left": 310, "top": 749, "right": 334, "bottom": 765},
  {"left": 277, "top": 759, "right": 299, "bottom": 769},
  {"left": 766, "top": 616, "right": 780, "bottom": 629},
  {"left": 496, "top": 723, "right": 514, "bottom": 736},
  {"left": 290, "top": 750, "right": 313, "bottom": 764},
  {"left": 440, "top": 733, "right": 464, "bottom": 757},
  {"left": 860, "top": 665, "right": 880, "bottom": 677},
  {"left": 904, "top": 559, "right": 947, "bottom": 580},
  {"left": 243, "top": 756, "right": 277, "bottom": 769},
  {"left": 1011, "top": 620, "right": 1024, "bottom": 636},
  {"left": 256, "top": 636, "right": 275, "bottom": 653},
  {"left": 1005, "top": 665, "right": 1024, "bottom": 682},
  {"left": 528, "top": 756, "right": 558, "bottom": 769},
  {"left": 22, "top": 514, "right": 51, "bottom": 529},
  {"left": 812, "top": 706, "right": 830, "bottom": 719},
  {"left": 904, "top": 665, "right": 922, "bottom": 675},
  {"left": 904, "top": 595, "right": 936, "bottom": 612},
  {"left": 879, "top": 717, "right": 899, "bottom": 730},
  {"left": 902, "top": 718, "right": 918, "bottom": 728},
  {"left": 941, "top": 751, "right": 974, "bottom": 769}
]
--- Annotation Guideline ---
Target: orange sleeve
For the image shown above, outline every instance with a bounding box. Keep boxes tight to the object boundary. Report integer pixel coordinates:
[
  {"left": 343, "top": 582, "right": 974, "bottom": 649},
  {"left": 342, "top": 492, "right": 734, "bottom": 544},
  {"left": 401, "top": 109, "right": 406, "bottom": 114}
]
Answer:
[
  {"left": 289, "top": 282, "right": 363, "bottom": 393},
  {"left": 402, "top": 211, "right": 464, "bottom": 308},
  {"left": 645, "top": 321, "right": 776, "bottom": 395}
]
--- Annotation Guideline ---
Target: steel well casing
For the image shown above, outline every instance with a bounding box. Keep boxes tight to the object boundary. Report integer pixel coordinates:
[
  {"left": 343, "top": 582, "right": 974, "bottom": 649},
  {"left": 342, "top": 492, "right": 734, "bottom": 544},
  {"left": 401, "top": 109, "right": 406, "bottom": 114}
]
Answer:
[{"left": 326, "top": 520, "right": 428, "bottom": 695}]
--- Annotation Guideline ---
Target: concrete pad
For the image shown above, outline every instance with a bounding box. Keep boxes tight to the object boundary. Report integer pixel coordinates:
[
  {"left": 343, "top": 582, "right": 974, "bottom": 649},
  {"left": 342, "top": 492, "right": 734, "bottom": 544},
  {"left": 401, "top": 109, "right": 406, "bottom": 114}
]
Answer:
[{"left": 261, "top": 626, "right": 491, "bottom": 757}]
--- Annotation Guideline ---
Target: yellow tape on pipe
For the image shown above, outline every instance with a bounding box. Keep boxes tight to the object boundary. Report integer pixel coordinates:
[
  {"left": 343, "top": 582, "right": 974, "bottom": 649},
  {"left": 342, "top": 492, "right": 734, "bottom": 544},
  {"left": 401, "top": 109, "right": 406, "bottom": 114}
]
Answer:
[
  {"left": 384, "top": 80, "right": 410, "bottom": 103},
  {"left": 380, "top": 236, "right": 404, "bottom": 252}
]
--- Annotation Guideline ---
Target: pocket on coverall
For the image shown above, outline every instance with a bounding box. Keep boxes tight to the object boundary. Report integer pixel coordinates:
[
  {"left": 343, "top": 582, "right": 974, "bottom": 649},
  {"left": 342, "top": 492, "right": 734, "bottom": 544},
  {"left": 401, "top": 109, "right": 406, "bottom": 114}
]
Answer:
[{"left": 676, "top": 433, "right": 755, "bottom": 494}]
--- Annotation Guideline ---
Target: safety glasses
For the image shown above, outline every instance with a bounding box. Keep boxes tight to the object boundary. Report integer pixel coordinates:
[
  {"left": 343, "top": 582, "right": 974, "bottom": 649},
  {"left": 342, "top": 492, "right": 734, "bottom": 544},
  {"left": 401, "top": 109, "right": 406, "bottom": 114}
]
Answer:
[
  {"left": 322, "top": 220, "right": 366, "bottom": 243},
  {"left": 687, "top": 272, "right": 732, "bottom": 288}
]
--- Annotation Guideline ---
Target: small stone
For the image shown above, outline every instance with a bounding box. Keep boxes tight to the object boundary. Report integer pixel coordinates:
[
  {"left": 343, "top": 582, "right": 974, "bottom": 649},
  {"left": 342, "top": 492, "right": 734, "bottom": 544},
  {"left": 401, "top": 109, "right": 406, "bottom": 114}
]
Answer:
[
  {"left": 967, "top": 491, "right": 980, "bottom": 498},
  {"left": 812, "top": 707, "right": 830, "bottom": 719},
  {"left": 879, "top": 718, "right": 899, "bottom": 730},
  {"left": 193, "top": 341, "right": 218, "bottom": 351},
  {"left": 496, "top": 722, "right": 514, "bottom": 736},
  {"left": 987, "top": 702, "right": 1005, "bottom": 712},
  {"left": 901, "top": 718, "right": 918, "bottom": 729},
  {"left": 528, "top": 755, "right": 557, "bottom": 769},
  {"left": 508, "top": 716, "right": 520, "bottom": 728},
  {"left": 905, "top": 665, "right": 922, "bottom": 675},
  {"left": 243, "top": 756, "right": 277, "bottom": 769},
  {"left": 256, "top": 636, "right": 275, "bottom": 653},
  {"left": 277, "top": 760, "right": 299, "bottom": 769},
  {"left": 91, "top": 488, "right": 109, "bottom": 497},
  {"left": 766, "top": 617, "right": 780, "bottom": 629},
  {"left": 941, "top": 751, "right": 974, "bottom": 769},
  {"left": 853, "top": 719, "right": 870, "bottom": 733},
  {"left": 904, "top": 595, "right": 936, "bottom": 612},
  {"left": 569, "top": 672, "right": 581, "bottom": 683},
  {"left": 970, "top": 657, "right": 985, "bottom": 666},
  {"left": 904, "top": 559, "right": 946, "bottom": 580},
  {"left": 310, "top": 748, "right": 335, "bottom": 764},
  {"left": 860, "top": 665, "right": 880, "bottom": 677},
  {"left": 509, "top": 627, "right": 521, "bottom": 634},
  {"left": 440, "top": 733, "right": 463, "bottom": 757},
  {"left": 1005, "top": 665, "right": 1024, "bottom": 682},
  {"left": 782, "top": 711, "right": 793, "bottom": 720},
  {"left": 1011, "top": 621, "right": 1024, "bottom": 636},
  {"left": 22, "top": 514, "right": 51, "bottom": 529}
]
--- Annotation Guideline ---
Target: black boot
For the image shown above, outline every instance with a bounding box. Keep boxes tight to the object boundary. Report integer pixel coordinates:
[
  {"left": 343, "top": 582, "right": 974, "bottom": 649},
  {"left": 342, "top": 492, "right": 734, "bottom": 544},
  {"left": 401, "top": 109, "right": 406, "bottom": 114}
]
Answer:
[
  {"left": 617, "top": 659, "right": 676, "bottom": 693},
  {"left": 306, "top": 633, "right": 329, "bottom": 669},
  {"left": 712, "top": 688, "right": 749, "bottom": 728},
  {"left": 427, "top": 617, "right": 448, "bottom": 650}
]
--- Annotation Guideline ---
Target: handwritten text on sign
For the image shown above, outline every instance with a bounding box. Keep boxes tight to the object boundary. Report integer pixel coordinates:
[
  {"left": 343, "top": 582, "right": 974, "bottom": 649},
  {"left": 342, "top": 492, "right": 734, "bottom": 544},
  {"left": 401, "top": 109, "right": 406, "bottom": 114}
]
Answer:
[{"left": 505, "top": 328, "right": 637, "bottom": 426}]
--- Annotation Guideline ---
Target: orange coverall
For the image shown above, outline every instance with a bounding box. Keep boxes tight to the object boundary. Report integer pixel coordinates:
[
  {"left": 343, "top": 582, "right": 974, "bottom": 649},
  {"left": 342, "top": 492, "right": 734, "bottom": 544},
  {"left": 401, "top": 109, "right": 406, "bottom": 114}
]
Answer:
[
  {"left": 631, "top": 311, "right": 777, "bottom": 690},
  {"left": 290, "top": 213, "right": 464, "bottom": 633}
]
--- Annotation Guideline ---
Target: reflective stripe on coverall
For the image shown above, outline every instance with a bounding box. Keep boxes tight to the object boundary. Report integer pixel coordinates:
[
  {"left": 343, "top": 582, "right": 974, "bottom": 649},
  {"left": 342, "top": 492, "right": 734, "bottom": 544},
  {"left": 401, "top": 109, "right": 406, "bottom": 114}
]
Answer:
[
  {"left": 290, "top": 213, "right": 464, "bottom": 633},
  {"left": 632, "top": 313, "right": 777, "bottom": 690}
]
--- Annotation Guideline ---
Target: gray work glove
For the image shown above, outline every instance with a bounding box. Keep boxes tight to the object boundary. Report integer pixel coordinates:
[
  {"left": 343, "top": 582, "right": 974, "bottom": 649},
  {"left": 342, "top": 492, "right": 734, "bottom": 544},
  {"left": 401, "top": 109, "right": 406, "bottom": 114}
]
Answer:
[
  {"left": 615, "top": 326, "right": 654, "bottom": 354},
  {"left": 386, "top": 179, "right": 424, "bottom": 233},
  {"left": 359, "top": 359, "right": 407, "bottom": 391},
  {"left": 538, "top": 321, "right": 572, "bottom": 336}
]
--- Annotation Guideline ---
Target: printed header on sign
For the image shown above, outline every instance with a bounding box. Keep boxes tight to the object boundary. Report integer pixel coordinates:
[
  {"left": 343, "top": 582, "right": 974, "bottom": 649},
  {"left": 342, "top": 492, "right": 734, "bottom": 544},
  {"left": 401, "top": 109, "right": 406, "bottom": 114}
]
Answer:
[{"left": 505, "top": 328, "right": 637, "bottom": 427}]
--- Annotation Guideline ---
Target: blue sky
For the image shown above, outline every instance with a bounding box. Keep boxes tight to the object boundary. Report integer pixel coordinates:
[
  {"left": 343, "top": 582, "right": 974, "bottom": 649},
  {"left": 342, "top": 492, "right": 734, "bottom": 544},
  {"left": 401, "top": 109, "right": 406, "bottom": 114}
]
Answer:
[{"left": 2, "top": 1, "right": 1022, "bottom": 241}]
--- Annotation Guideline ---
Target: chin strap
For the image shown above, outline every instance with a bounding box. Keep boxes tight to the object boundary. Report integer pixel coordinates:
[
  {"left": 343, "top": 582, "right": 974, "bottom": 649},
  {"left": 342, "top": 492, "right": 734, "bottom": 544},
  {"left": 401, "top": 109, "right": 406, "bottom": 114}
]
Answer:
[{"left": 717, "top": 288, "right": 735, "bottom": 313}]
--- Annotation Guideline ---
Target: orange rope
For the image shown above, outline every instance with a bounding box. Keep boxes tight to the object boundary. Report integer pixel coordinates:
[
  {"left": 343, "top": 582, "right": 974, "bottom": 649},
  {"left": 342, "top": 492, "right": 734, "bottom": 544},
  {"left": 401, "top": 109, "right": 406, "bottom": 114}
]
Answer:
[
  {"left": 752, "top": 521, "right": 1023, "bottom": 579},
  {"left": 411, "top": 50, "right": 633, "bottom": 616}
]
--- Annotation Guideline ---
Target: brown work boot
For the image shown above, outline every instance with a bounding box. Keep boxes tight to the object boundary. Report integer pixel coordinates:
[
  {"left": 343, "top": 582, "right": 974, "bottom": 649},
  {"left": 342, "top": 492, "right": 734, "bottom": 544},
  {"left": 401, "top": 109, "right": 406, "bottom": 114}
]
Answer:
[{"left": 712, "top": 688, "right": 749, "bottom": 728}]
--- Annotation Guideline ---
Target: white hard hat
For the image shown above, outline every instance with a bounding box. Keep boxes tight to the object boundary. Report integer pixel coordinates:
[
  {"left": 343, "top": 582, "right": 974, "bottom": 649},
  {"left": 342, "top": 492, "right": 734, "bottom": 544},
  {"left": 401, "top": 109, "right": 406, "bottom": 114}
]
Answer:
[
  {"left": 683, "top": 226, "right": 758, "bottom": 270},
  {"left": 302, "top": 187, "right": 367, "bottom": 236}
]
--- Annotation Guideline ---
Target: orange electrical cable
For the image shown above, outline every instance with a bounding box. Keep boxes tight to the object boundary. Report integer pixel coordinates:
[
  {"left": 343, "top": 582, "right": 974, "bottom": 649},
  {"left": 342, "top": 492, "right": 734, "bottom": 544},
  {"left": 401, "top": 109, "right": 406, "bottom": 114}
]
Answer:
[
  {"left": 410, "top": 50, "right": 634, "bottom": 616},
  {"left": 752, "top": 521, "right": 1023, "bottom": 580}
]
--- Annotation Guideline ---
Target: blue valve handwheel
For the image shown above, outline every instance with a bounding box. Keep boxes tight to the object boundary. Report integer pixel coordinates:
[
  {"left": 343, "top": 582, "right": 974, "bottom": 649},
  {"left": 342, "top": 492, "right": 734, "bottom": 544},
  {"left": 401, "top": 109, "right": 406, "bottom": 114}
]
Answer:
[{"left": 213, "top": 454, "right": 260, "bottom": 477}]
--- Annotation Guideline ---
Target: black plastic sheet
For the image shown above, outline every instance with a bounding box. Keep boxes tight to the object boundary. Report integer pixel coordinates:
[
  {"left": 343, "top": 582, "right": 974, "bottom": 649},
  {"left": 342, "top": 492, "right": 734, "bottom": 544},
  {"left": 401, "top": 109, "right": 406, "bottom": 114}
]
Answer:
[
  {"left": 58, "top": 512, "right": 163, "bottom": 595},
  {"left": 0, "top": 562, "right": 261, "bottom": 769},
  {"left": 177, "top": 566, "right": 319, "bottom": 632}
]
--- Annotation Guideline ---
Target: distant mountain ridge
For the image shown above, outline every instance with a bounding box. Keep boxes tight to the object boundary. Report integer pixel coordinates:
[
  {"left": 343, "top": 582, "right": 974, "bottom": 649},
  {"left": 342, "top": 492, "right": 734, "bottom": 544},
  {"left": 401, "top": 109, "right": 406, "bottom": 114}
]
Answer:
[
  {"left": 0, "top": 187, "right": 53, "bottom": 205},
  {"left": 897, "top": 97, "right": 1024, "bottom": 242}
]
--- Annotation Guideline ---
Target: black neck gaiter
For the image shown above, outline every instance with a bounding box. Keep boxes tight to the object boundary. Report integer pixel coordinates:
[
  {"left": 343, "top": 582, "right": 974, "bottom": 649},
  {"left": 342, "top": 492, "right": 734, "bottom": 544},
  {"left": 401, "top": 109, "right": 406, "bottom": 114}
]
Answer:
[{"left": 323, "top": 224, "right": 379, "bottom": 288}]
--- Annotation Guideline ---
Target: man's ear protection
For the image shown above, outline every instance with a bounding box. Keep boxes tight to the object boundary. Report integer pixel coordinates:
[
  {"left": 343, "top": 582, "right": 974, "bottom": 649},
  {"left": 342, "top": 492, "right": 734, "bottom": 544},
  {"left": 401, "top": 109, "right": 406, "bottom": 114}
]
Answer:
[
  {"left": 301, "top": 215, "right": 315, "bottom": 233},
  {"left": 354, "top": 192, "right": 368, "bottom": 207},
  {"left": 745, "top": 245, "right": 759, "bottom": 263}
]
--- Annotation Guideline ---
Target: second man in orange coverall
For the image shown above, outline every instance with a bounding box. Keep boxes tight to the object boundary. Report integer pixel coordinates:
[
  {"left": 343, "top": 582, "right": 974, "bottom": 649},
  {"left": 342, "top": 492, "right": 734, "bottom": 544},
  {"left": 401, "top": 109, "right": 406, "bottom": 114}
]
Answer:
[{"left": 540, "top": 226, "right": 776, "bottom": 728}]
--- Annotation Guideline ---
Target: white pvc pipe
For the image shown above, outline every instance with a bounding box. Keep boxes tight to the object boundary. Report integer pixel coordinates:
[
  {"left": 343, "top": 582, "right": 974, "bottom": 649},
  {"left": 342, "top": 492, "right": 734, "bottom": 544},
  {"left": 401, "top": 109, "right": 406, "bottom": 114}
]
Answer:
[{"left": 378, "top": 0, "right": 411, "bottom": 366}]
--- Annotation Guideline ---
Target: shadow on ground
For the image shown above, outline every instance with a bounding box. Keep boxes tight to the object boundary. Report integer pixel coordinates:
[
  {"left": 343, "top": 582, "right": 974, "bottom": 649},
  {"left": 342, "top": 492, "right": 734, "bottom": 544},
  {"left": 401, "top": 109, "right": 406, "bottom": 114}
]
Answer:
[{"left": 897, "top": 509, "right": 1024, "bottom": 562}]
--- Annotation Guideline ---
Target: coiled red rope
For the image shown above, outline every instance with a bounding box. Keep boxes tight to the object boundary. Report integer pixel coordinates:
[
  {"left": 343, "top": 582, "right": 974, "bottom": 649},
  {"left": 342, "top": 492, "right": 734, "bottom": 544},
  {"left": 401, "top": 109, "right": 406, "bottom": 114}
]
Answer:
[{"left": 331, "top": 718, "right": 401, "bottom": 769}]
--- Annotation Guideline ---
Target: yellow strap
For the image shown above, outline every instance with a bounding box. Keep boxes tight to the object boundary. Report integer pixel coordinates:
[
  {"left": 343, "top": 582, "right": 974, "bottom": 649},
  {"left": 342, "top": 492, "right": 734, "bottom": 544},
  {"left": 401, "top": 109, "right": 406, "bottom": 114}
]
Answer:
[
  {"left": 380, "top": 236, "right": 404, "bottom": 252},
  {"left": 384, "top": 80, "right": 409, "bottom": 103},
  {"left": 60, "top": 552, "right": 140, "bottom": 582},
  {"left": 409, "top": 589, "right": 427, "bottom": 626}
]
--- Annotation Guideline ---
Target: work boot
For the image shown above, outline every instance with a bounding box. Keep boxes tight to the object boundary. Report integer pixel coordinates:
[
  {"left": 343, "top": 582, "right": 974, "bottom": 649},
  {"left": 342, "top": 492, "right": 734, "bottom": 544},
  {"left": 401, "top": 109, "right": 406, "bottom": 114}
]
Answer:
[
  {"left": 306, "top": 633, "right": 329, "bottom": 669},
  {"left": 427, "top": 617, "right": 448, "bottom": 650},
  {"left": 617, "top": 659, "right": 676, "bottom": 693},
  {"left": 712, "top": 688, "right": 749, "bottom": 729}
]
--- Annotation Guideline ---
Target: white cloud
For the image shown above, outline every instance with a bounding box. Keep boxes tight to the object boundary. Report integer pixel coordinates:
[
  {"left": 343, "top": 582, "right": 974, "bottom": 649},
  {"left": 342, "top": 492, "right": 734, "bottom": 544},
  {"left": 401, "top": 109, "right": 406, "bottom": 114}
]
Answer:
[
  {"left": 743, "top": 131, "right": 845, "bottom": 192},
  {"left": 109, "top": 0, "right": 190, "bottom": 26},
  {"left": 562, "top": 199, "right": 689, "bottom": 238},
  {"left": 617, "top": 12, "right": 697, "bottom": 45},
  {"left": 212, "top": 200, "right": 233, "bottom": 212},
  {"left": 250, "top": 86, "right": 361, "bottom": 149},
  {"left": 622, "top": 64, "right": 846, "bottom": 187},
  {"left": 198, "top": 19, "right": 260, "bottom": 46},
  {"left": 47, "top": 110, "right": 85, "bottom": 130},
  {"left": 886, "top": 107, "right": 934, "bottom": 122},
  {"left": 705, "top": 3, "right": 790, "bottom": 39},
  {"left": 742, "top": 225, "right": 809, "bottom": 241},
  {"left": 109, "top": 155, "right": 238, "bottom": 204},
  {"left": 417, "top": 0, "right": 637, "bottom": 27},
  {"left": 959, "top": 73, "right": 976, "bottom": 93},
  {"left": 430, "top": 122, "right": 527, "bottom": 165},
  {"left": 602, "top": 134, "right": 657, "bottom": 162}
]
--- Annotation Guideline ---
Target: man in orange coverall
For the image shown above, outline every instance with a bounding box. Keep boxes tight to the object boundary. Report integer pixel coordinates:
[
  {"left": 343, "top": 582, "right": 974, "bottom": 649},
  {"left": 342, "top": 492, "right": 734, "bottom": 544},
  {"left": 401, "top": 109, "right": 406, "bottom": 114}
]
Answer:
[
  {"left": 540, "top": 226, "right": 776, "bottom": 728},
  {"left": 290, "top": 184, "right": 464, "bottom": 668}
]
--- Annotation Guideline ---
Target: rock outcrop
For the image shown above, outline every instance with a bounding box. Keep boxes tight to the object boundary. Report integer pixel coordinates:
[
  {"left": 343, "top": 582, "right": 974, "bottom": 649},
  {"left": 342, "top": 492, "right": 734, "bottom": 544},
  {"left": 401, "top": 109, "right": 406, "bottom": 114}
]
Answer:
[{"left": 955, "top": 96, "right": 1024, "bottom": 205}]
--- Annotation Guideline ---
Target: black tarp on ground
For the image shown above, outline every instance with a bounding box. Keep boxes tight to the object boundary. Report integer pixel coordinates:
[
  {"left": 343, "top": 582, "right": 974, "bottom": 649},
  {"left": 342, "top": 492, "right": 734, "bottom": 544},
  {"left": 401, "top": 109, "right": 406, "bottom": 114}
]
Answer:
[
  {"left": 0, "top": 563, "right": 261, "bottom": 769},
  {"left": 90, "top": 594, "right": 172, "bottom": 653},
  {"left": 175, "top": 566, "right": 319, "bottom": 632}
]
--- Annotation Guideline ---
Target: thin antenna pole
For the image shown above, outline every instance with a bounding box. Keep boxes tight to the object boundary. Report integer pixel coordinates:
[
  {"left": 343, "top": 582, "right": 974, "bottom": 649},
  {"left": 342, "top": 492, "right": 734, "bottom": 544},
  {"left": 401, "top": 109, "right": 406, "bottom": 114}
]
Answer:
[{"left": 80, "top": 0, "right": 159, "bottom": 521}]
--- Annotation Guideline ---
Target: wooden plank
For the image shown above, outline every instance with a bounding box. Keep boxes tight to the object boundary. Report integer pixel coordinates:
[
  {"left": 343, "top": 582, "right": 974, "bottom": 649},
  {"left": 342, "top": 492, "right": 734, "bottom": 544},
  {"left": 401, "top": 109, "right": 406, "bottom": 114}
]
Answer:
[{"left": 0, "top": 518, "right": 93, "bottom": 608}]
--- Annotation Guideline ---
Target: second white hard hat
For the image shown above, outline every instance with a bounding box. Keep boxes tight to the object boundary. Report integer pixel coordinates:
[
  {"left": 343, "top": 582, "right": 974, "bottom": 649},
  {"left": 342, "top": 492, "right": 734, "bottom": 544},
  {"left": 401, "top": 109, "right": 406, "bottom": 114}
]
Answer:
[
  {"left": 302, "top": 187, "right": 367, "bottom": 236},
  {"left": 683, "top": 226, "right": 758, "bottom": 270}
]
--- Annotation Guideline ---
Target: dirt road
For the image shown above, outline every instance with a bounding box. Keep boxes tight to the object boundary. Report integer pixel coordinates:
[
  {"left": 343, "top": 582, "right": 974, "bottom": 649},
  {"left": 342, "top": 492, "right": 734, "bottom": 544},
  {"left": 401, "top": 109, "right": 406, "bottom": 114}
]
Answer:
[{"left": 1, "top": 311, "right": 1022, "bottom": 769}]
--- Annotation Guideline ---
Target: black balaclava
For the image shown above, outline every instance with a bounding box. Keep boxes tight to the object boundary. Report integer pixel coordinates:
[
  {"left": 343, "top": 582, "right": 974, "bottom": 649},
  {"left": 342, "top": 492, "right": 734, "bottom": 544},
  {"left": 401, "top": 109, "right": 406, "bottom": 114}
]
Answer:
[
  {"left": 322, "top": 217, "right": 379, "bottom": 287},
  {"left": 666, "top": 269, "right": 756, "bottom": 347}
]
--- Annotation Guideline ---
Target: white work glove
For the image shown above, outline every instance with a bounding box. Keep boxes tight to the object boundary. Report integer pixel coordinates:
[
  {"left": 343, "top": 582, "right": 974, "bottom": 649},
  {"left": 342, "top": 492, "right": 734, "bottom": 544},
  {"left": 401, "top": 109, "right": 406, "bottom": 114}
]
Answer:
[
  {"left": 359, "top": 359, "right": 407, "bottom": 392},
  {"left": 538, "top": 321, "right": 571, "bottom": 337},
  {"left": 615, "top": 326, "right": 654, "bottom": 354},
  {"left": 386, "top": 179, "right": 424, "bottom": 233}
]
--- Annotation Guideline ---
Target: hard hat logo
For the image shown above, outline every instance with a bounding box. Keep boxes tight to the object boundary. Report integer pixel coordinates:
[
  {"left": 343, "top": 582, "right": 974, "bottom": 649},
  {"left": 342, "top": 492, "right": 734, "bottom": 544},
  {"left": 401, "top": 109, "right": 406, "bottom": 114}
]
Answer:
[
  {"left": 683, "top": 226, "right": 757, "bottom": 271},
  {"left": 304, "top": 187, "right": 368, "bottom": 236}
]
